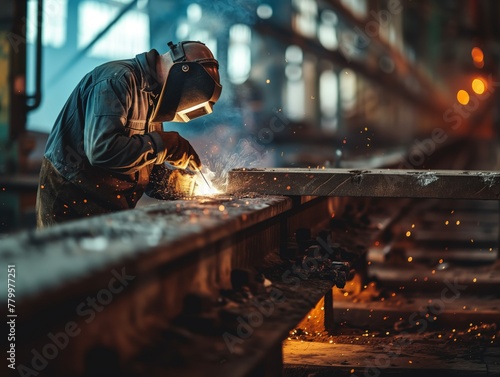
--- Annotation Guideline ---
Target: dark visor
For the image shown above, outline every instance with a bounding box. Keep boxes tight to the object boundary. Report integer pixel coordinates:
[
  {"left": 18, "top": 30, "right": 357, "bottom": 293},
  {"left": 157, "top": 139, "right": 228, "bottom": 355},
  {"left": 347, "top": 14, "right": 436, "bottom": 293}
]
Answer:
[{"left": 150, "top": 62, "right": 222, "bottom": 123}]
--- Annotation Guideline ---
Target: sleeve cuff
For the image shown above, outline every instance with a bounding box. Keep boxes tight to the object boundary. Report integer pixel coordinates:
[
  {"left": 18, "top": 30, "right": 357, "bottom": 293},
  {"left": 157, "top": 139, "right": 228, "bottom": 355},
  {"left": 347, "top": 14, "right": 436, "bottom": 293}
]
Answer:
[{"left": 149, "top": 131, "right": 167, "bottom": 164}]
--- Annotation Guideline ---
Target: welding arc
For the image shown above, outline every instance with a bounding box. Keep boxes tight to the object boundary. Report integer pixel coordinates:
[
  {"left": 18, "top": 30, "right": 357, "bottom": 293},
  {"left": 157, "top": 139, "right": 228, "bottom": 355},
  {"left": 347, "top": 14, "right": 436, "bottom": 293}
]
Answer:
[
  {"left": 198, "top": 169, "right": 212, "bottom": 191},
  {"left": 187, "top": 158, "right": 212, "bottom": 191}
]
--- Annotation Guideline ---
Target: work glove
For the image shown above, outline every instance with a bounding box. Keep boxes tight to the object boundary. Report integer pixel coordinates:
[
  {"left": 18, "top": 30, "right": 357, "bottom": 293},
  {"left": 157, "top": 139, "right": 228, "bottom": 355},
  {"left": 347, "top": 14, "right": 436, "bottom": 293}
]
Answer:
[{"left": 158, "top": 131, "right": 201, "bottom": 170}]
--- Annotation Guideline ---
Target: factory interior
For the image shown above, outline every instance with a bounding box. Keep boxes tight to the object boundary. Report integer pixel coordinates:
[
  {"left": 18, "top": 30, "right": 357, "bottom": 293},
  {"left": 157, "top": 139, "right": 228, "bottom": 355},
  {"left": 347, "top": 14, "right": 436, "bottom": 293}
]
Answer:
[{"left": 1, "top": 0, "right": 499, "bottom": 376}]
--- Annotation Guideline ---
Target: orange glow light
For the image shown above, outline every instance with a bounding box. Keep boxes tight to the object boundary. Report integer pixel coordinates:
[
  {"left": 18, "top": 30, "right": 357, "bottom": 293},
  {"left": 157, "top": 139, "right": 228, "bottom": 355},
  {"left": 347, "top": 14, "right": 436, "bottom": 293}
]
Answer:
[
  {"left": 471, "top": 47, "right": 484, "bottom": 62},
  {"left": 472, "top": 78, "right": 486, "bottom": 94},
  {"left": 457, "top": 90, "right": 470, "bottom": 105},
  {"left": 472, "top": 47, "right": 485, "bottom": 68},
  {"left": 474, "top": 60, "right": 485, "bottom": 68}
]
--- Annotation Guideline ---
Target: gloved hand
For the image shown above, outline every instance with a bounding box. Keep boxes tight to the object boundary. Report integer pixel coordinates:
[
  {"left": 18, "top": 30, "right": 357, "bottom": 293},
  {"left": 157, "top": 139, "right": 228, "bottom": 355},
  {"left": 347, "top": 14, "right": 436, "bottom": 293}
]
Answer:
[{"left": 158, "top": 131, "right": 201, "bottom": 170}]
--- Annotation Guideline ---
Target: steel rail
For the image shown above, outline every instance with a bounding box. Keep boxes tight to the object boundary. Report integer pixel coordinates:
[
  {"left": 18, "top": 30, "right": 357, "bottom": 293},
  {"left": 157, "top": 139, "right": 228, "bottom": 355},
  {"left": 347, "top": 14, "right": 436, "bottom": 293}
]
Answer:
[
  {"left": 0, "top": 194, "right": 346, "bottom": 377},
  {"left": 228, "top": 168, "right": 500, "bottom": 200}
]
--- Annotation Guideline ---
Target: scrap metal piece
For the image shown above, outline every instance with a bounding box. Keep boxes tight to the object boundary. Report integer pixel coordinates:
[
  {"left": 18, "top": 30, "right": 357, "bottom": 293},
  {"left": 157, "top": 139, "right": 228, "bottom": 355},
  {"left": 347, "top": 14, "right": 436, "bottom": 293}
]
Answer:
[{"left": 227, "top": 168, "right": 500, "bottom": 200}]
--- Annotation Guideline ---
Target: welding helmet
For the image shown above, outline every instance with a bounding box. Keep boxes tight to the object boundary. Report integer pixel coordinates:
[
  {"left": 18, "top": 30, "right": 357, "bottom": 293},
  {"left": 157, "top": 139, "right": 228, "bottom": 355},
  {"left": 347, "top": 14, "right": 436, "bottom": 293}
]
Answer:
[{"left": 150, "top": 41, "right": 222, "bottom": 123}]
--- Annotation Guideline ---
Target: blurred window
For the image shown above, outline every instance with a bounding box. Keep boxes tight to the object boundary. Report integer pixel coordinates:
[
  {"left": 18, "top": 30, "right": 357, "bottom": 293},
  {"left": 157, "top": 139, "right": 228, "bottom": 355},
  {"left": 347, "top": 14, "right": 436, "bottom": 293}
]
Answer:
[
  {"left": 339, "top": 69, "right": 356, "bottom": 113},
  {"left": 292, "top": 0, "right": 317, "bottom": 38},
  {"left": 27, "top": 0, "right": 68, "bottom": 48},
  {"left": 318, "top": 9, "right": 338, "bottom": 50},
  {"left": 340, "top": 0, "right": 367, "bottom": 19},
  {"left": 228, "top": 24, "right": 251, "bottom": 85},
  {"left": 177, "top": 5, "right": 217, "bottom": 62},
  {"left": 285, "top": 45, "right": 305, "bottom": 120},
  {"left": 320, "top": 70, "right": 338, "bottom": 131},
  {"left": 78, "top": 0, "right": 149, "bottom": 59}
]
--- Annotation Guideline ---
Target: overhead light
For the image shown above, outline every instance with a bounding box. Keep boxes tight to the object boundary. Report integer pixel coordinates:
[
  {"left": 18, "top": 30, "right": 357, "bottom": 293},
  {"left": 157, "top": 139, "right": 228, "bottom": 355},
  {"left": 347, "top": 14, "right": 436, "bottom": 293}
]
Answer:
[
  {"left": 471, "top": 78, "right": 486, "bottom": 95},
  {"left": 456, "top": 89, "right": 469, "bottom": 105}
]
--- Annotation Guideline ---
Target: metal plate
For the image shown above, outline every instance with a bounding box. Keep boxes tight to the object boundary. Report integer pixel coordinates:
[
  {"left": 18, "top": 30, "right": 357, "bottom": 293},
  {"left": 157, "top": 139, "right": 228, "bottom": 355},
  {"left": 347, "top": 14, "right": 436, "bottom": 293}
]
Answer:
[{"left": 228, "top": 168, "right": 500, "bottom": 200}]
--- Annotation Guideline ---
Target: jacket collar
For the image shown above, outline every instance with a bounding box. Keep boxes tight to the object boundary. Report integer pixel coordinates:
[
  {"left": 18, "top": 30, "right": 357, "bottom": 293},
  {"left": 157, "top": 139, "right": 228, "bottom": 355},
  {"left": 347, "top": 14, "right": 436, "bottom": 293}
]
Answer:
[{"left": 135, "top": 49, "right": 162, "bottom": 95}]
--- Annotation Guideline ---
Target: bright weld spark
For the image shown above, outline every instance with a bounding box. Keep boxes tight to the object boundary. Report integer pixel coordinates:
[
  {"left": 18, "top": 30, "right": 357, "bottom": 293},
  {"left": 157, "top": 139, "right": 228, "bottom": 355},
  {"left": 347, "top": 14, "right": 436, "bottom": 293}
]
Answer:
[
  {"left": 199, "top": 170, "right": 212, "bottom": 190},
  {"left": 192, "top": 167, "right": 222, "bottom": 196}
]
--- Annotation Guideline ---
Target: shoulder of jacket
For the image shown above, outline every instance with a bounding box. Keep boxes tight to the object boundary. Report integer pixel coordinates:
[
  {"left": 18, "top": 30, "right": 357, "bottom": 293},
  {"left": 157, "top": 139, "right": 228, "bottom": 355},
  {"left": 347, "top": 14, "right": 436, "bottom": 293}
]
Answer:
[{"left": 91, "top": 59, "right": 140, "bottom": 87}]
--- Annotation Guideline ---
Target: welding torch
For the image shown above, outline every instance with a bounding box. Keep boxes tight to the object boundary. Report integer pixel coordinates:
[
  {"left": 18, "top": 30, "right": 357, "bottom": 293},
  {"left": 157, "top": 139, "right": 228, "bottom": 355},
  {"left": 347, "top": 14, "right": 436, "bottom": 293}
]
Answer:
[{"left": 187, "top": 158, "right": 212, "bottom": 191}]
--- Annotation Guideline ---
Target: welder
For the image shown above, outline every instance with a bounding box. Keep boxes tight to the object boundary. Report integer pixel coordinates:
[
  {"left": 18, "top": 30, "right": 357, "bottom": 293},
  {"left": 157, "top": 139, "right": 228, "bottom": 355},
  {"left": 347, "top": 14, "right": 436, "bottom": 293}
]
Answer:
[{"left": 36, "top": 40, "right": 222, "bottom": 227}]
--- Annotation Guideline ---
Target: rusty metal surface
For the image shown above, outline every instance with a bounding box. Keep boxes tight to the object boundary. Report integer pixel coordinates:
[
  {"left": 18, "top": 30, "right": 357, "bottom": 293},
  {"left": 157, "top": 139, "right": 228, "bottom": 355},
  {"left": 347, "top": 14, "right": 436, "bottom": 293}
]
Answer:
[
  {"left": 0, "top": 195, "right": 290, "bottom": 302},
  {"left": 0, "top": 194, "right": 356, "bottom": 377},
  {"left": 228, "top": 168, "right": 500, "bottom": 200},
  {"left": 0, "top": 195, "right": 295, "bottom": 376}
]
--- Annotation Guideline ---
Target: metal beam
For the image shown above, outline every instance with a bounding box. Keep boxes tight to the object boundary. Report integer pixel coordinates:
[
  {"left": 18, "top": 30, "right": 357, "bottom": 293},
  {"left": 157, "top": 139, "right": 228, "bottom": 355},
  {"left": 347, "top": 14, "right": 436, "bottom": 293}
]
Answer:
[
  {"left": 0, "top": 194, "right": 351, "bottom": 376},
  {"left": 227, "top": 168, "right": 500, "bottom": 200}
]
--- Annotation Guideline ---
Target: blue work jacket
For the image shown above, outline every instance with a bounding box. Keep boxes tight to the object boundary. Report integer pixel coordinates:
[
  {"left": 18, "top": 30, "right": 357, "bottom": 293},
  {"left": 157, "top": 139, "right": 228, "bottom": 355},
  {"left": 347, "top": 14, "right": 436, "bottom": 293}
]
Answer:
[{"left": 43, "top": 50, "right": 172, "bottom": 211}]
